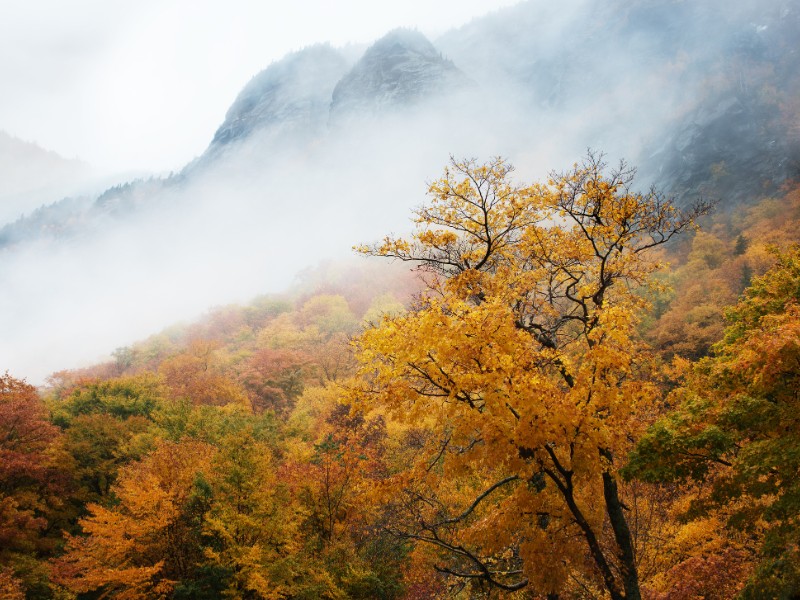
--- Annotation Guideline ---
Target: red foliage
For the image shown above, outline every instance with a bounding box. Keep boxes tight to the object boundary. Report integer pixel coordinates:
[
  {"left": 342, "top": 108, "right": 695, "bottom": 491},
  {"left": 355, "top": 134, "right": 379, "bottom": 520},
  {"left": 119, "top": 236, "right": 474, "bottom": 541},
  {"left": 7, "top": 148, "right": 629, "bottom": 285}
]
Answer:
[
  {"left": 239, "top": 348, "right": 309, "bottom": 413},
  {"left": 0, "top": 374, "right": 67, "bottom": 554}
]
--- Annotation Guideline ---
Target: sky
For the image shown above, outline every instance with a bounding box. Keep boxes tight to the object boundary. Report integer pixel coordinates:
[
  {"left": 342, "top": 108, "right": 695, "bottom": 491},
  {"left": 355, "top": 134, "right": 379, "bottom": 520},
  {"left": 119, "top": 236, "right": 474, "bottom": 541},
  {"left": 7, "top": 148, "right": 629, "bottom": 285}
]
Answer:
[
  {"left": 0, "top": 0, "right": 520, "bottom": 174},
  {"left": 0, "top": 0, "right": 527, "bottom": 383}
]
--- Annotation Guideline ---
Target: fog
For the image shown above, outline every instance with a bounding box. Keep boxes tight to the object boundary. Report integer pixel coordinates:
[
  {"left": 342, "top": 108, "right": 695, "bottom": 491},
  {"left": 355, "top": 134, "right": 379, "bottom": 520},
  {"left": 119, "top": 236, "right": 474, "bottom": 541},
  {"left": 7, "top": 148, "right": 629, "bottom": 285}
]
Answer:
[
  {"left": 1, "top": 0, "right": 792, "bottom": 383},
  {"left": 0, "top": 0, "right": 521, "bottom": 173}
]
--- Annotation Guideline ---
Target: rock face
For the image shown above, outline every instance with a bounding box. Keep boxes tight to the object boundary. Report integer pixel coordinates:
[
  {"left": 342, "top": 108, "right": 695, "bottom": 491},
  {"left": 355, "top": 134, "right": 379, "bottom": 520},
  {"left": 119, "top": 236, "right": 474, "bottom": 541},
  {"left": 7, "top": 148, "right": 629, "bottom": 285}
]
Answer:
[
  {"left": 651, "top": 96, "right": 797, "bottom": 207},
  {"left": 210, "top": 44, "right": 349, "bottom": 149},
  {"left": 205, "top": 29, "right": 472, "bottom": 151},
  {"left": 643, "top": 0, "right": 800, "bottom": 206},
  {"left": 437, "top": 0, "right": 800, "bottom": 206},
  {"left": 329, "top": 29, "right": 472, "bottom": 125},
  {"left": 4, "top": 0, "right": 800, "bottom": 249}
]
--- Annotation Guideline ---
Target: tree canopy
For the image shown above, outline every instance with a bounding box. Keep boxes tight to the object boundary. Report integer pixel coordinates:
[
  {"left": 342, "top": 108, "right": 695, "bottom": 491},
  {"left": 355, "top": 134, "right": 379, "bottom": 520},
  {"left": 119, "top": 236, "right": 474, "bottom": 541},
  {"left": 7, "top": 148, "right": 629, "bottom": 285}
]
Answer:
[
  {"left": 627, "top": 244, "right": 800, "bottom": 597},
  {"left": 354, "top": 154, "right": 709, "bottom": 598}
]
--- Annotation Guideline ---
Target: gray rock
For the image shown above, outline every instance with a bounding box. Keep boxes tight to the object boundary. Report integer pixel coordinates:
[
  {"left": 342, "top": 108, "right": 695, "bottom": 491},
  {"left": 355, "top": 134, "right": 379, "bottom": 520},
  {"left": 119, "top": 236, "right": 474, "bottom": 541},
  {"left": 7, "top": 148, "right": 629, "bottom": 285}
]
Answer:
[
  {"left": 210, "top": 44, "right": 349, "bottom": 148},
  {"left": 652, "top": 95, "right": 794, "bottom": 207},
  {"left": 329, "top": 29, "right": 472, "bottom": 125}
]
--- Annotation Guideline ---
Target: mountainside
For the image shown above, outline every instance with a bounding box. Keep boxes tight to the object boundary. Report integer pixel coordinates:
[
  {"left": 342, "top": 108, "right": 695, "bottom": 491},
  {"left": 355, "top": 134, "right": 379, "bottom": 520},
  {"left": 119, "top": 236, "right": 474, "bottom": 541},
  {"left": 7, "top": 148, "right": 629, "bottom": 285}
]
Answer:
[
  {"left": 437, "top": 0, "right": 800, "bottom": 205},
  {"left": 329, "top": 29, "right": 473, "bottom": 125},
  {"left": 2, "top": 0, "right": 800, "bottom": 380},
  {"left": 0, "top": 131, "right": 94, "bottom": 224}
]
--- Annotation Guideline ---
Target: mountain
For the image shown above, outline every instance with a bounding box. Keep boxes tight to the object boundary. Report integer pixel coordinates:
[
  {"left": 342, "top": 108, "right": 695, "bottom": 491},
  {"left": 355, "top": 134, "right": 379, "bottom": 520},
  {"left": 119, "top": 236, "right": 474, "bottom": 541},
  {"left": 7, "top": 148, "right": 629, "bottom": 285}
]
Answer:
[
  {"left": 0, "top": 131, "right": 94, "bottom": 224},
  {"left": 7, "top": 2, "right": 799, "bottom": 248},
  {"left": 0, "top": 29, "right": 477, "bottom": 249},
  {"left": 2, "top": 0, "right": 800, "bottom": 380},
  {"left": 209, "top": 44, "right": 349, "bottom": 152},
  {"left": 329, "top": 29, "right": 472, "bottom": 125}
]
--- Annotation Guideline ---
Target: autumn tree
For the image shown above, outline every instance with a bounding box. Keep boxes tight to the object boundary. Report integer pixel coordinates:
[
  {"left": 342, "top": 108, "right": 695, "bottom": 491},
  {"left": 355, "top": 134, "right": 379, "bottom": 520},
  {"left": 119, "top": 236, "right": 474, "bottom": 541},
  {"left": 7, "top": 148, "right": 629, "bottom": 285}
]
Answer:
[
  {"left": 0, "top": 568, "right": 25, "bottom": 600},
  {"left": 0, "top": 374, "right": 61, "bottom": 544},
  {"left": 200, "top": 428, "right": 300, "bottom": 598},
  {"left": 159, "top": 340, "right": 250, "bottom": 407},
  {"left": 298, "top": 402, "right": 387, "bottom": 547},
  {"left": 297, "top": 295, "right": 360, "bottom": 384},
  {"left": 647, "top": 230, "right": 737, "bottom": 358},
  {"left": 627, "top": 244, "right": 800, "bottom": 597},
  {"left": 0, "top": 374, "right": 71, "bottom": 596},
  {"left": 354, "top": 154, "right": 708, "bottom": 598},
  {"left": 280, "top": 385, "right": 407, "bottom": 599},
  {"left": 52, "top": 440, "right": 216, "bottom": 599},
  {"left": 240, "top": 347, "right": 310, "bottom": 414},
  {"left": 49, "top": 374, "right": 165, "bottom": 507}
]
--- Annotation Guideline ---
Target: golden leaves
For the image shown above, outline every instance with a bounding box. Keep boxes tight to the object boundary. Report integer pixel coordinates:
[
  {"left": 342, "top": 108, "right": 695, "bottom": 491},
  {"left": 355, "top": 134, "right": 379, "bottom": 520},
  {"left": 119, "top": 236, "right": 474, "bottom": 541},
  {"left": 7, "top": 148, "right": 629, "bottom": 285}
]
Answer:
[
  {"left": 353, "top": 153, "right": 697, "bottom": 596},
  {"left": 52, "top": 440, "right": 215, "bottom": 598}
]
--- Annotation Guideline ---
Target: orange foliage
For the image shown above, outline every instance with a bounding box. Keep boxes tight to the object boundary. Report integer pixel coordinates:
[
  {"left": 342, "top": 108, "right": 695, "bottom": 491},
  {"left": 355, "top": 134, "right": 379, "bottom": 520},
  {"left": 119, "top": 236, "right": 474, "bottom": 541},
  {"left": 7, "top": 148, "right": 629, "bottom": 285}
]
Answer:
[
  {"left": 159, "top": 340, "right": 249, "bottom": 406},
  {"left": 649, "top": 182, "right": 800, "bottom": 359},
  {"left": 646, "top": 548, "right": 751, "bottom": 600},
  {"left": 0, "top": 568, "right": 25, "bottom": 600},
  {"left": 52, "top": 440, "right": 215, "bottom": 599}
]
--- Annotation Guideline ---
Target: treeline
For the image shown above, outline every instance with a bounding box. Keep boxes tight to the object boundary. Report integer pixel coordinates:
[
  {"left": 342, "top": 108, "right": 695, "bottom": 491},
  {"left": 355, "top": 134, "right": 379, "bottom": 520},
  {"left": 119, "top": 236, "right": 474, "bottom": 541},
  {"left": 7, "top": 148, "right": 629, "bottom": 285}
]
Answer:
[
  {"left": 2, "top": 262, "right": 419, "bottom": 599},
  {"left": 2, "top": 155, "right": 800, "bottom": 599}
]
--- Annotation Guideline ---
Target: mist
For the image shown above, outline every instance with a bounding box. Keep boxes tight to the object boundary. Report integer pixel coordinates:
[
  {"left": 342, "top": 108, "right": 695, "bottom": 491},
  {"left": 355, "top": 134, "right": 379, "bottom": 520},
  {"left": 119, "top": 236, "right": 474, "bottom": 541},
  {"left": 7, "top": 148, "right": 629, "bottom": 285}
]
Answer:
[{"left": 1, "top": 0, "right": 796, "bottom": 383}]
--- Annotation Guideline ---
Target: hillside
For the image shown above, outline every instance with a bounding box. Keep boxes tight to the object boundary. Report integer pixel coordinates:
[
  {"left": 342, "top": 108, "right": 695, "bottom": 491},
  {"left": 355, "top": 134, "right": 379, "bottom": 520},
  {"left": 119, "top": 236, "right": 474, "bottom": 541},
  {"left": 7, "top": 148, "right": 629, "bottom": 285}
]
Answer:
[
  {"left": 3, "top": 153, "right": 800, "bottom": 597},
  {"left": 2, "top": 4, "right": 800, "bottom": 594},
  {"left": 0, "top": 131, "right": 94, "bottom": 224}
]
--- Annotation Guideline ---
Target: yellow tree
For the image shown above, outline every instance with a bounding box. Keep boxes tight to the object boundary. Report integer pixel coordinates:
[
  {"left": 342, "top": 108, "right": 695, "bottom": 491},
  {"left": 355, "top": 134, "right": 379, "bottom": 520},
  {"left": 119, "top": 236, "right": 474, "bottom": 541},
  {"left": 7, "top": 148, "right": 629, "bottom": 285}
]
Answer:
[
  {"left": 354, "top": 154, "right": 708, "bottom": 598},
  {"left": 52, "top": 440, "right": 215, "bottom": 599},
  {"left": 201, "top": 429, "right": 300, "bottom": 599}
]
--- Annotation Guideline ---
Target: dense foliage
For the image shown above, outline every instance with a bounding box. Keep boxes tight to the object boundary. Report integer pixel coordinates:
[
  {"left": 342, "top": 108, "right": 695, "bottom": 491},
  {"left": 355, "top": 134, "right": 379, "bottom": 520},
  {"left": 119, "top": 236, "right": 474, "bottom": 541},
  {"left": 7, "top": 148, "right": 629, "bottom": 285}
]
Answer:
[{"left": 2, "top": 155, "right": 800, "bottom": 599}]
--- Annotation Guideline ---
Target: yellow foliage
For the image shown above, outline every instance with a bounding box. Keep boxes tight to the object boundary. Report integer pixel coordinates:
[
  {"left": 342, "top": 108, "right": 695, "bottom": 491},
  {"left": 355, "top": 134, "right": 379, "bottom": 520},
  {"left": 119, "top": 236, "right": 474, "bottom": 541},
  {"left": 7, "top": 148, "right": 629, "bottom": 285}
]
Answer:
[
  {"left": 52, "top": 440, "right": 215, "bottom": 598},
  {"left": 354, "top": 154, "right": 706, "bottom": 597}
]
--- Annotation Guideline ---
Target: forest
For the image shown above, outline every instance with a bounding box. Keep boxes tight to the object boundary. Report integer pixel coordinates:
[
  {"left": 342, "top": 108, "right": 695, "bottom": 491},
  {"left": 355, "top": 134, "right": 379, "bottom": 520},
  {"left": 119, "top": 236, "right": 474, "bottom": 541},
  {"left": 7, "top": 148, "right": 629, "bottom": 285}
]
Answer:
[{"left": 2, "top": 153, "right": 800, "bottom": 599}]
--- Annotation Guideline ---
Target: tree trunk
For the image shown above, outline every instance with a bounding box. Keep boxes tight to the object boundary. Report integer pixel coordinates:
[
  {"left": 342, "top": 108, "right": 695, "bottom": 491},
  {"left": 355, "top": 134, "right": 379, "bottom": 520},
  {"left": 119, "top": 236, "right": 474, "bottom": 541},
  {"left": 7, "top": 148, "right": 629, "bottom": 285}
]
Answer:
[{"left": 602, "top": 471, "right": 641, "bottom": 600}]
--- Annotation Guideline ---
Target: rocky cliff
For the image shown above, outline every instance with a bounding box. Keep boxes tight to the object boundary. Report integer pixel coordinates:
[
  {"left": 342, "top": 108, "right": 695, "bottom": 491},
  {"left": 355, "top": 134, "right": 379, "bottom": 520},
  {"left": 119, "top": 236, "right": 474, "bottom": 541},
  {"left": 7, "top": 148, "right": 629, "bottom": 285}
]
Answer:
[
  {"left": 210, "top": 44, "right": 349, "bottom": 150},
  {"left": 329, "top": 29, "right": 472, "bottom": 125}
]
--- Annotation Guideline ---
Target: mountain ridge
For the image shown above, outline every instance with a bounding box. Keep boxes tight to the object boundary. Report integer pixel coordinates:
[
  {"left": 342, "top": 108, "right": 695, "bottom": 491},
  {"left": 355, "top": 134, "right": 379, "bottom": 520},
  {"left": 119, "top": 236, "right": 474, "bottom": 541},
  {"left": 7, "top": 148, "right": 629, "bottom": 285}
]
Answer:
[
  {"left": 0, "top": 131, "right": 94, "bottom": 224},
  {"left": 3, "top": 0, "right": 800, "bottom": 382},
  {"left": 4, "top": 1, "right": 799, "bottom": 249}
]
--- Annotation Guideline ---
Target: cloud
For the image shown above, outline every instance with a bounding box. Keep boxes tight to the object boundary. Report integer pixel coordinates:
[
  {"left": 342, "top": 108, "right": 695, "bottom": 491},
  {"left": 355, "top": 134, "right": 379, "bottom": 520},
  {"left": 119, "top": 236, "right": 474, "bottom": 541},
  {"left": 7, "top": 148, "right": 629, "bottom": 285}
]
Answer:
[
  {"left": 1, "top": 0, "right": 788, "bottom": 383},
  {"left": 0, "top": 0, "right": 520, "bottom": 172}
]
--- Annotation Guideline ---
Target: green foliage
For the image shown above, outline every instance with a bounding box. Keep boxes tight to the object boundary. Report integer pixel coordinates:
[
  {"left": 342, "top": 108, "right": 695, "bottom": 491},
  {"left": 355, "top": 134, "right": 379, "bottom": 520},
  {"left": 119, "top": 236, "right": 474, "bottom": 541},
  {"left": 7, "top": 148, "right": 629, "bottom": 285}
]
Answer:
[
  {"left": 171, "top": 564, "right": 232, "bottom": 600},
  {"left": 50, "top": 374, "right": 165, "bottom": 426},
  {"left": 298, "top": 294, "right": 359, "bottom": 337},
  {"left": 153, "top": 400, "right": 279, "bottom": 446},
  {"left": 733, "top": 234, "right": 748, "bottom": 256},
  {"left": 45, "top": 375, "right": 167, "bottom": 513},
  {"left": 629, "top": 245, "right": 800, "bottom": 595}
]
